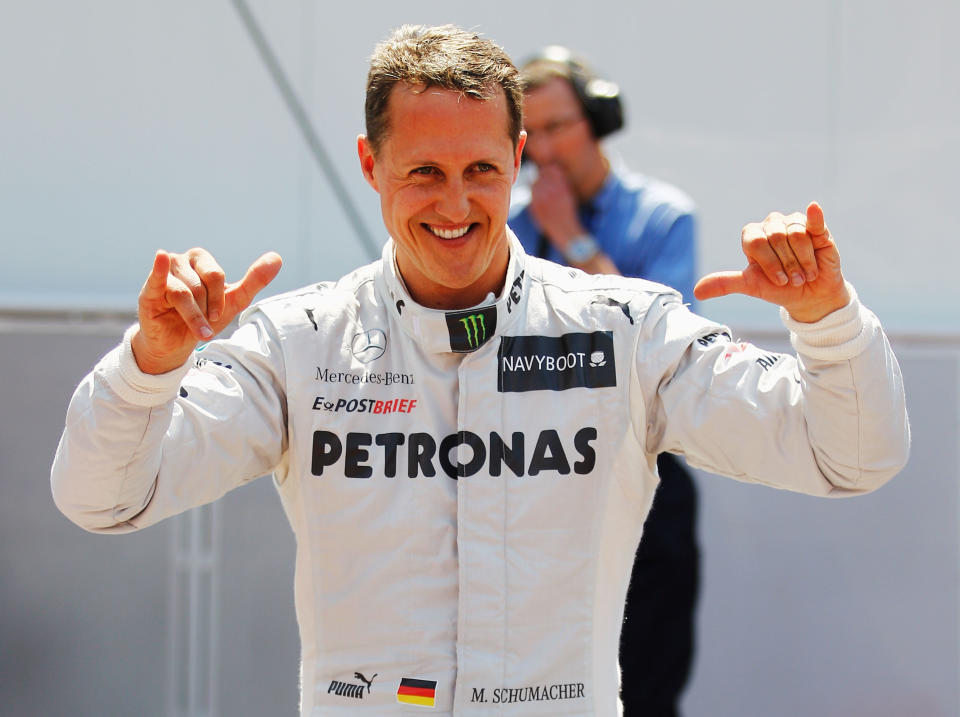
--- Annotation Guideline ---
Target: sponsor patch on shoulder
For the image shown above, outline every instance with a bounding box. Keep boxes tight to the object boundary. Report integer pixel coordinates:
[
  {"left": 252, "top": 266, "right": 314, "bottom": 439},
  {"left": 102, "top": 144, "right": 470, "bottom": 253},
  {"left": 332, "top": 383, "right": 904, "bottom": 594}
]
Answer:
[
  {"left": 695, "top": 330, "right": 732, "bottom": 348},
  {"left": 716, "top": 341, "right": 786, "bottom": 373}
]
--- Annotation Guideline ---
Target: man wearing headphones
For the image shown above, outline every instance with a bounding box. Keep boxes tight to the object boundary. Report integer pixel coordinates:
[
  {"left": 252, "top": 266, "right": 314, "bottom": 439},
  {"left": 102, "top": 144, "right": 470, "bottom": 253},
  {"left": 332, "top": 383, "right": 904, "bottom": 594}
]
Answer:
[{"left": 509, "top": 47, "right": 698, "bottom": 717}]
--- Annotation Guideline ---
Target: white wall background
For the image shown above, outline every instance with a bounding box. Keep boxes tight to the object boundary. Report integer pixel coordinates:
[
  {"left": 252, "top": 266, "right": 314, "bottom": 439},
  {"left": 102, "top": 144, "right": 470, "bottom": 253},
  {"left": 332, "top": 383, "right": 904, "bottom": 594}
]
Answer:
[
  {"left": 2, "top": 0, "right": 957, "bottom": 331},
  {"left": 2, "top": 2, "right": 957, "bottom": 715}
]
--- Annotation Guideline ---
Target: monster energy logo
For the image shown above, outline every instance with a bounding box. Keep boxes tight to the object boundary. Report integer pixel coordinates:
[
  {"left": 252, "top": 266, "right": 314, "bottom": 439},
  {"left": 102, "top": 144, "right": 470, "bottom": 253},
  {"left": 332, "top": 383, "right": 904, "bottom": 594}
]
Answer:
[
  {"left": 460, "top": 314, "right": 487, "bottom": 348},
  {"left": 445, "top": 306, "right": 497, "bottom": 353}
]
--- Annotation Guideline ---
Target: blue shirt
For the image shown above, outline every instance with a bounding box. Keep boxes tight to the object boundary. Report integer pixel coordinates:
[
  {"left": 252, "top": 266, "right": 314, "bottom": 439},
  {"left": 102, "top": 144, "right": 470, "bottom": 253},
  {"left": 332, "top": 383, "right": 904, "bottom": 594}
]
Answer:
[{"left": 509, "top": 165, "right": 697, "bottom": 302}]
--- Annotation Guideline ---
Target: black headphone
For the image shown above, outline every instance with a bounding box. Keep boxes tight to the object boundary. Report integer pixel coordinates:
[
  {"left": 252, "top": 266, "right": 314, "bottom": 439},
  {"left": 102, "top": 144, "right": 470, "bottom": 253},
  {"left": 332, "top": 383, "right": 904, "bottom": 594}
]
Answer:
[{"left": 523, "top": 45, "right": 624, "bottom": 139}]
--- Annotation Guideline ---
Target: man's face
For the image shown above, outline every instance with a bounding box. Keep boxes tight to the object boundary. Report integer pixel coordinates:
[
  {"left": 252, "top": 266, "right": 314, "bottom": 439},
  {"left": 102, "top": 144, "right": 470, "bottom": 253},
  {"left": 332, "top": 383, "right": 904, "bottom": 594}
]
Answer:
[
  {"left": 358, "top": 83, "right": 524, "bottom": 310},
  {"left": 522, "top": 76, "right": 598, "bottom": 181}
]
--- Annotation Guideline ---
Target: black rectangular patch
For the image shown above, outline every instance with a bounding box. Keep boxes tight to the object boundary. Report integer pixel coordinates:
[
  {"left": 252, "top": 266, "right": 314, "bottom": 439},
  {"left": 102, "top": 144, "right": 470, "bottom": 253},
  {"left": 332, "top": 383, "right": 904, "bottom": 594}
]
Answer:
[
  {"left": 497, "top": 332, "right": 616, "bottom": 393},
  {"left": 446, "top": 306, "right": 497, "bottom": 353}
]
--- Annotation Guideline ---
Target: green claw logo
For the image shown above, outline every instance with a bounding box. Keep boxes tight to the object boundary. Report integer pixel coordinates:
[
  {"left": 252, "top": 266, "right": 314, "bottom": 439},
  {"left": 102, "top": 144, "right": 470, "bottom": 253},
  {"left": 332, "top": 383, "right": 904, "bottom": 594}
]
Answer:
[
  {"left": 459, "top": 314, "right": 486, "bottom": 349},
  {"left": 445, "top": 306, "right": 496, "bottom": 352}
]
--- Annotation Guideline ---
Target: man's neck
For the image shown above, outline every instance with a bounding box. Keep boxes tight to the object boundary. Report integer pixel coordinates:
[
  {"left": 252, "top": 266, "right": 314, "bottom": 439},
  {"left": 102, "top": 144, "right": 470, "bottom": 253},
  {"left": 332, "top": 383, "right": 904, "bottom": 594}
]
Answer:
[{"left": 394, "top": 242, "right": 509, "bottom": 311}]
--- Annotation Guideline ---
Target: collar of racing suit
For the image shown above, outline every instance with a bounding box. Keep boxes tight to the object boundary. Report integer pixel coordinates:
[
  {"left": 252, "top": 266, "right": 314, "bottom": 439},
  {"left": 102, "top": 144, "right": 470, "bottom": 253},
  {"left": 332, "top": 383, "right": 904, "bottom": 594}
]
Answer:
[{"left": 374, "top": 229, "right": 532, "bottom": 355}]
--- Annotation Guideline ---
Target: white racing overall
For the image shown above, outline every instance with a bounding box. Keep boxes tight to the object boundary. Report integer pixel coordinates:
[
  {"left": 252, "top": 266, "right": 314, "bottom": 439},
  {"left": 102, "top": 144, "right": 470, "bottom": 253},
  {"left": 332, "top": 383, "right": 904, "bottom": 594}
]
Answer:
[{"left": 52, "top": 233, "right": 909, "bottom": 715}]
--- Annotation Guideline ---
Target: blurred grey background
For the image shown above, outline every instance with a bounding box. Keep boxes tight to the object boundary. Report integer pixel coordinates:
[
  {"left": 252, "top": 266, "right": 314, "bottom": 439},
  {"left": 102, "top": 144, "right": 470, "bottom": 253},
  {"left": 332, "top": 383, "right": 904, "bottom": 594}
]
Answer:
[{"left": 2, "top": 1, "right": 956, "bottom": 715}]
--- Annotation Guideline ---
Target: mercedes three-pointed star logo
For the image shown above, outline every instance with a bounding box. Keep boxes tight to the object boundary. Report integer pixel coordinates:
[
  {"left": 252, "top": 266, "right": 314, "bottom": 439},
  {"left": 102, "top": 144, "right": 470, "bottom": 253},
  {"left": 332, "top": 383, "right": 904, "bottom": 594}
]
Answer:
[{"left": 350, "top": 329, "right": 387, "bottom": 363}]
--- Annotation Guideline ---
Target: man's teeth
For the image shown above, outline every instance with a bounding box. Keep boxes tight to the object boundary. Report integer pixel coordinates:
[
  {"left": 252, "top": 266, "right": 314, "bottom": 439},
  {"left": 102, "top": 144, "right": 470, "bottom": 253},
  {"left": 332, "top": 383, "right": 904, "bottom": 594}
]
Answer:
[{"left": 429, "top": 225, "right": 471, "bottom": 239}]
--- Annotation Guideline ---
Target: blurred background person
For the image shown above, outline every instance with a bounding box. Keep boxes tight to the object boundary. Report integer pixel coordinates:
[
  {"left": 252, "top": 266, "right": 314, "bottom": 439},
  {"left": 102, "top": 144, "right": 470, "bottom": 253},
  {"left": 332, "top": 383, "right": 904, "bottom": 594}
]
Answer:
[{"left": 510, "top": 46, "right": 698, "bottom": 717}]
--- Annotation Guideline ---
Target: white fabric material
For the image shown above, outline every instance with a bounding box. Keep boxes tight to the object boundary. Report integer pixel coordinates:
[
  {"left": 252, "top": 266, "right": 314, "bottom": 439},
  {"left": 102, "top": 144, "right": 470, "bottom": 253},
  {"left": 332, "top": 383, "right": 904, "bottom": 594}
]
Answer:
[
  {"left": 51, "top": 235, "right": 909, "bottom": 715},
  {"left": 780, "top": 282, "right": 875, "bottom": 360},
  {"left": 100, "top": 323, "right": 191, "bottom": 405}
]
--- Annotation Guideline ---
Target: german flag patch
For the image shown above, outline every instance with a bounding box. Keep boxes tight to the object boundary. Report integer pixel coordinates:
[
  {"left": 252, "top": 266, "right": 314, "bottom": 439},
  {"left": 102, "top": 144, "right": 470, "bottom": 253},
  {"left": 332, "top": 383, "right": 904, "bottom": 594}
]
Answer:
[{"left": 396, "top": 677, "right": 437, "bottom": 707}]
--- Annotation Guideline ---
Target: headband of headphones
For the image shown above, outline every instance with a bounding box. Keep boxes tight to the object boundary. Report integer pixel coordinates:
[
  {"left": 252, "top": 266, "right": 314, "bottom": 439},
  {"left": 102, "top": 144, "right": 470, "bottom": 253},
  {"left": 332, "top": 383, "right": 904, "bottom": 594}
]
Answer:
[{"left": 523, "top": 45, "right": 624, "bottom": 139}]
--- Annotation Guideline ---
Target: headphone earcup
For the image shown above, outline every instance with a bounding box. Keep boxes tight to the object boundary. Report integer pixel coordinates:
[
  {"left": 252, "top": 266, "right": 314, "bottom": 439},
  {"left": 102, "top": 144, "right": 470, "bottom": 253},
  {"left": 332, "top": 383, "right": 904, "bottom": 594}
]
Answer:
[
  {"left": 578, "top": 77, "right": 623, "bottom": 139},
  {"left": 527, "top": 46, "right": 624, "bottom": 139}
]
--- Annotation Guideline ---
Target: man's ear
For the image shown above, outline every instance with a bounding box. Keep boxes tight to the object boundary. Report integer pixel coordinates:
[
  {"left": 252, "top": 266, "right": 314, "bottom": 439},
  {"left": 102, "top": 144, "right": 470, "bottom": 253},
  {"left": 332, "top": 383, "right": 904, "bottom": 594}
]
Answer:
[
  {"left": 357, "top": 135, "right": 379, "bottom": 191},
  {"left": 512, "top": 131, "right": 527, "bottom": 183}
]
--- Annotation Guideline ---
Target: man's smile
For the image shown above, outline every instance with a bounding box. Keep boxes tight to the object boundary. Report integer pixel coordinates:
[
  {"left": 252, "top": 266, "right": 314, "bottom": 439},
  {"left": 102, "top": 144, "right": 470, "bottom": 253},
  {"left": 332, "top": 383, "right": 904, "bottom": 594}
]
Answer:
[{"left": 425, "top": 223, "right": 474, "bottom": 239}]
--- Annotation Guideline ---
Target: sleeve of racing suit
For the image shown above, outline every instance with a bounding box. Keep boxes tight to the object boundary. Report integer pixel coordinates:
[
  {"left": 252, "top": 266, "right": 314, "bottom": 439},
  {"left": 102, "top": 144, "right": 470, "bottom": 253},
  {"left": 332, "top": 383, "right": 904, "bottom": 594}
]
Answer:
[
  {"left": 632, "top": 284, "right": 910, "bottom": 496},
  {"left": 51, "top": 310, "right": 288, "bottom": 533}
]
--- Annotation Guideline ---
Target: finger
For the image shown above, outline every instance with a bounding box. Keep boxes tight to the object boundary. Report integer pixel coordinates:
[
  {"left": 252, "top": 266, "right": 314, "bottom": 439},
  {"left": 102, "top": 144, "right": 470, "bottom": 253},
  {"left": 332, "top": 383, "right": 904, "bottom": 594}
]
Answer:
[
  {"left": 762, "top": 214, "right": 806, "bottom": 287},
  {"left": 141, "top": 250, "right": 172, "bottom": 301},
  {"left": 806, "top": 201, "right": 833, "bottom": 250},
  {"left": 169, "top": 252, "right": 207, "bottom": 316},
  {"left": 806, "top": 201, "right": 826, "bottom": 236},
  {"left": 224, "top": 252, "right": 283, "bottom": 319},
  {"left": 742, "top": 223, "right": 789, "bottom": 286},
  {"left": 538, "top": 164, "right": 565, "bottom": 182},
  {"left": 188, "top": 249, "right": 227, "bottom": 323},
  {"left": 783, "top": 212, "right": 818, "bottom": 281},
  {"left": 694, "top": 271, "right": 749, "bottom": 301},
  {"left": 532, "top": 166, "right": 564, "bottom": 197},
  {"left": 783, "top": 211, "right": 806, "bottom": 228},
  {"left": 165, "top": 274, "right": 214, "bottom": 340}
]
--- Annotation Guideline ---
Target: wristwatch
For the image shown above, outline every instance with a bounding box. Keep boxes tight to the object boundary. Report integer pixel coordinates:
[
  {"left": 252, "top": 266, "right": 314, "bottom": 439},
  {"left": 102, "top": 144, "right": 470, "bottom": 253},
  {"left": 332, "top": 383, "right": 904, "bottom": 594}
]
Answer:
[{"left": 563, "top": 234, "right": 600, "bottom": 264}]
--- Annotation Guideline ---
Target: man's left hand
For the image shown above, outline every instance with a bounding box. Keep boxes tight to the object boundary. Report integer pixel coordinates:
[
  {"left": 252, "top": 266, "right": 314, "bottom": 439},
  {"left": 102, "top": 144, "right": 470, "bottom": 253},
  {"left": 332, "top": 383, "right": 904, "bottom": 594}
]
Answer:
[{"left": 693, "top": 202, "right": 849, "bottom": 323}]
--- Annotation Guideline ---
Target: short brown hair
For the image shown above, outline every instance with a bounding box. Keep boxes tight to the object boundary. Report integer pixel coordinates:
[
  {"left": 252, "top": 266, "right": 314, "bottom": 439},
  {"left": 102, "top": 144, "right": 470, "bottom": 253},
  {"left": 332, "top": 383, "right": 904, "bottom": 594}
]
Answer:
[{"left": 364, "top": 25, "right": 523, "bottom": 153}]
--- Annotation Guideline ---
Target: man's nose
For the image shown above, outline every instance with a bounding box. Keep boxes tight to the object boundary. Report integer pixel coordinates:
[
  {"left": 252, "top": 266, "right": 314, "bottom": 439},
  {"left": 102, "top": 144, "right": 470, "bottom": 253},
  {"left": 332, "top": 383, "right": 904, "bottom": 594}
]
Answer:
[
  {"left": 523, "top": 133, "right": 554, "bottom": 166},
  {"left": 434, "top": 178, "right": 470, "bottom": 221}
]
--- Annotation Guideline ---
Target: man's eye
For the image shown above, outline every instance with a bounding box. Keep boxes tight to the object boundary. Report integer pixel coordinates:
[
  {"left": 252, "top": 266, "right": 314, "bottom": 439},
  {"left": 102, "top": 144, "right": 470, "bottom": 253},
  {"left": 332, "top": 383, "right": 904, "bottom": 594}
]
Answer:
[
  {"left": 475, "top": 163, "right": 495, "bottom": 173},
  {"left": 412, "top": 167, "right": 438, "bottom": 176}
]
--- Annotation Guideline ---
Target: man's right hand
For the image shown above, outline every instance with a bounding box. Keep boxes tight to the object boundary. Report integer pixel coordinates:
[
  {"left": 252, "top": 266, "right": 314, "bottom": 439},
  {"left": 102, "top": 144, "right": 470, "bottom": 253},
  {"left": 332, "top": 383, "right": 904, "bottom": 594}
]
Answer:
[
  {"left": 528, "top": 163, "right": 584, "bottom": 246},
  {"left": 131, "top": 248, "right": 283, "bottom": 375}
]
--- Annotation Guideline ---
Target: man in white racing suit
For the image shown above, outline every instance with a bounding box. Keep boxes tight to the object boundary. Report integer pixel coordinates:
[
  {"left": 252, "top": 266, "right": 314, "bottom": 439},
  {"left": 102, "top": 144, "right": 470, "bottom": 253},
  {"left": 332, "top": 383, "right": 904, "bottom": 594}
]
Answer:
[{"left": 51, "top": 24, "right": 909, "bottom": 716}]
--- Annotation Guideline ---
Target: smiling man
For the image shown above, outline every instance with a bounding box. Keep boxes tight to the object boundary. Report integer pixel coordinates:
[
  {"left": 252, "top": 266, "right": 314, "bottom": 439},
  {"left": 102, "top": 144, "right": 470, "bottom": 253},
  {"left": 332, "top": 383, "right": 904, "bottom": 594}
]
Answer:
[
  {"left": 357, "top": 80, "right": 523, "bottom": 309},
  {"left": 52, "top": 24, "right": 909, "bottom": 716}
]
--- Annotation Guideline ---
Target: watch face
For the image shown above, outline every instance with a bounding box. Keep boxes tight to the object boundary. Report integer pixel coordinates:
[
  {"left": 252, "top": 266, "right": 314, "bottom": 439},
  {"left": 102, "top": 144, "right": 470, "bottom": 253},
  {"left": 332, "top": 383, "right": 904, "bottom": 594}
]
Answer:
[{"left": 566, "top": 236, "right": 599, "bottom": 263}]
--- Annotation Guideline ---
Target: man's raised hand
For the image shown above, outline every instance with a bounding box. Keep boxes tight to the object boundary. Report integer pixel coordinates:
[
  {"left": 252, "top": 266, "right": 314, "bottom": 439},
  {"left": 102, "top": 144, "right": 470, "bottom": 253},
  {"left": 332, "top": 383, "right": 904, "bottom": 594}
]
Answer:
[
  {"left": 132, "top": 248, "right": 283, "bottom": 374},
  {"left": 529, "top": 163, "right": 583, "bottom": 247},
  {"left": 693, "top": 202, "right": 849, "bottom": 323}
]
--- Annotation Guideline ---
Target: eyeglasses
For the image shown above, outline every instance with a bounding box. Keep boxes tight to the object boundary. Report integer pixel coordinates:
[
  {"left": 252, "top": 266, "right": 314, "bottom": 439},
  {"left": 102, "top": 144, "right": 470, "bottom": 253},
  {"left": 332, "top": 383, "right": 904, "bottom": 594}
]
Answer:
[{"left": 523, "top": 114, "right": 586, "bottom": 141}]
